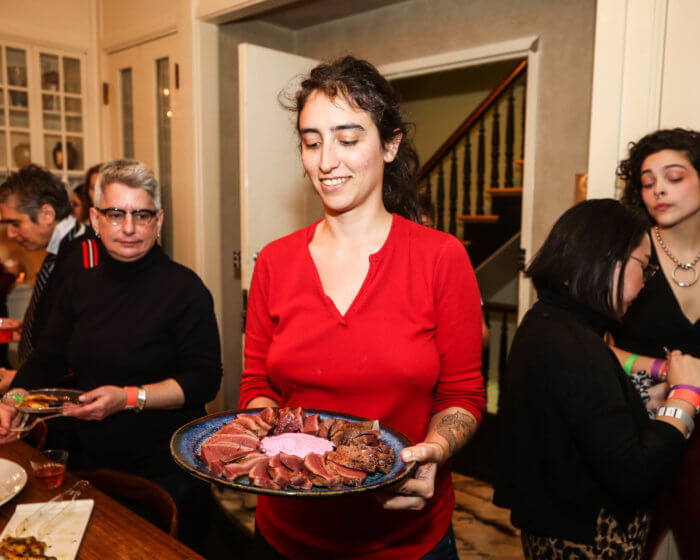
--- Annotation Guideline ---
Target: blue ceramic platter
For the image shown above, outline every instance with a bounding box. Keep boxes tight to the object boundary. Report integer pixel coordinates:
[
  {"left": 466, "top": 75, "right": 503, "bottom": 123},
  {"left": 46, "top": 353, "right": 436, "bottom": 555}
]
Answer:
[{"left": 171, "top": 408, "right": 417, "bottom": 497}]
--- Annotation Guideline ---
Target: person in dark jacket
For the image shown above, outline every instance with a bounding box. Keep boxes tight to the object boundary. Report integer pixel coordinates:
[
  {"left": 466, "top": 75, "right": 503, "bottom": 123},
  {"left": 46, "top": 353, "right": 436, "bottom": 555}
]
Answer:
[
  {"left": 494, "top": 199, "right": 700, "bottom": 560},
  {"left": 0, "top": 159, "right": 222, "bottom": 554}
]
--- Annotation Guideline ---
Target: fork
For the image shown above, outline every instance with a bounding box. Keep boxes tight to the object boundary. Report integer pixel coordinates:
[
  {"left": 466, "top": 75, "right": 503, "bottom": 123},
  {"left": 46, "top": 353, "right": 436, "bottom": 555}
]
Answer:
[{"left": 8, "top": 412, "right": 66, "bottom": 432}]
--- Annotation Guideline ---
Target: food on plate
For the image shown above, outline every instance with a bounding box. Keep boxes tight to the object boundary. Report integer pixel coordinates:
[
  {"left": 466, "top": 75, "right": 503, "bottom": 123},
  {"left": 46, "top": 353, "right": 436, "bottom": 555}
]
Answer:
[
  {"left": 0, "top": 535, "right": 56, "bottom": 559},
  {"left": 197, "top": 407, "right": 395, "bottom": 490},
  {"left": 15, "top": 394, "right": 67, "bottom": 410}
]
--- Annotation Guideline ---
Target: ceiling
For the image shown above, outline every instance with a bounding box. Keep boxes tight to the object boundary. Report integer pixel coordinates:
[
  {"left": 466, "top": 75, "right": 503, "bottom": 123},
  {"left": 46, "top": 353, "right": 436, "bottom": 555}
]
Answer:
[{"left": 257, "top": 0, "right": 407, "bottom": 30}]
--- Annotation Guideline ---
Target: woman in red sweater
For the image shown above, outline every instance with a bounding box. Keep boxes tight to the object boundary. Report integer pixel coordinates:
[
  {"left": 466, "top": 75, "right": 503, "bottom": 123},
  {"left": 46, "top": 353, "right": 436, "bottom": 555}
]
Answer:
[{"left": 239, "top": 56, "right": 485, "bottom": 559}]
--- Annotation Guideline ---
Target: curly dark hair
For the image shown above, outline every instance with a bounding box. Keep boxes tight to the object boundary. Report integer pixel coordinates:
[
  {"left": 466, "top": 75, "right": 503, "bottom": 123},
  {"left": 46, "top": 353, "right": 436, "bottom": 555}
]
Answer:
[
  {"left": 286, "top": 56, "right": 420, "bottom": 221},
  {"left": 618, "top": 128, "right": 700, "bottom": 221},
  {"left": 0, "top": 164, "right": 72, "bottom": 222}
]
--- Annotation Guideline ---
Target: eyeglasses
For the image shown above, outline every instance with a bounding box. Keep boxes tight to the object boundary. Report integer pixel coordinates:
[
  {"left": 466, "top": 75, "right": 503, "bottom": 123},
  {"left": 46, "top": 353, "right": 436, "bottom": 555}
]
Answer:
[
  {"left": 629, "top": 255, "right": 659, "bottom": 283},
  {"left": 95, "top": 208, "right": 158, "bottom": 226}
]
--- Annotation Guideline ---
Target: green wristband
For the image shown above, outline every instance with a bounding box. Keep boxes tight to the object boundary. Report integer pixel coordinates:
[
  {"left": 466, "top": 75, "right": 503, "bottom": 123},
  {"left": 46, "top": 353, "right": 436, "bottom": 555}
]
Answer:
[{"left": 623, "top": 354, "right": 639, "bottom": 376}]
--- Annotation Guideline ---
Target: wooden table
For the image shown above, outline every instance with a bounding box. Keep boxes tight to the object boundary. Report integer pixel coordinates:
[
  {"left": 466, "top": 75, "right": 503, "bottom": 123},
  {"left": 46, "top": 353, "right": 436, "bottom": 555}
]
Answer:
[{"left": 0, "top": 440, "right": 204, "bottom": 559}]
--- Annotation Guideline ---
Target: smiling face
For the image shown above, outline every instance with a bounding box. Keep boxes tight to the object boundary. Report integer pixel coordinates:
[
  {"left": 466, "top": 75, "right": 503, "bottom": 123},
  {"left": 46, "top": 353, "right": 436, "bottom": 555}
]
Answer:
[
  {"left": 640, "top": 149, "right": 700, "bottom": 227},
  {"left": 0, "top": 196, "right": 56, "bottom": 251},
  {"left": 298, "top": 91, "right": 400, "bottom": 217},
  {"left": 90, "top": 181, "right": 163, "bottom": 262}
]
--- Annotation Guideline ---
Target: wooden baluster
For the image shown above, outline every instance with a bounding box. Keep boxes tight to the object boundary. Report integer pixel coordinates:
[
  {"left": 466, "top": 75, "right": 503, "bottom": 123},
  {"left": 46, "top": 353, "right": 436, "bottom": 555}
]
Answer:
[
  {"left": 505, "top": 88, "right": 515, "bottom": 188},
  {"left": 436, "top": 162, "right": 445, "bottom": 231},
  {"left": 425, "top": 173, "right": 431, "bottom": 199},
  {"left": 490, "top": 106, "right": 500, "bottom": 190},
  {"left": 449, "top": 149, "right": 458, "bottom": 235},
  {"left": 462, "top": 135, "right": 471, "bottom": 216},
  {"left": 476, "top": 119, "right": 485, "bottom": 215}
]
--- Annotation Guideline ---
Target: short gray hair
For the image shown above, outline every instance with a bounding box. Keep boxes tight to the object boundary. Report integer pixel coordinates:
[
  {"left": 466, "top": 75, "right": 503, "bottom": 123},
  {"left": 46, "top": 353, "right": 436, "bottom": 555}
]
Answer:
[{"left": 93, "top": 159, "right": 161, "bottom": 210}]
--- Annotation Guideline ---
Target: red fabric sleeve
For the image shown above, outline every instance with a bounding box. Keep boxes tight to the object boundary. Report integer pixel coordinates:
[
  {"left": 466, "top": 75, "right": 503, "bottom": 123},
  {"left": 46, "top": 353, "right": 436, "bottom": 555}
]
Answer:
[
  {"left": 431, "top": 236, "right": 486, "bottom": 422},
  {"left": 238, "top": 250, "right": 282, "bottom": 408}
]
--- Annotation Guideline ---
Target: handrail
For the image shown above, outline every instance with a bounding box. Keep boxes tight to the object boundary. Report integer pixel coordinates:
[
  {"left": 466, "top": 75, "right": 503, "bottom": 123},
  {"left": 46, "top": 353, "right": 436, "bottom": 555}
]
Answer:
[
  {"left": 483, "top": 301, "right": 517, "bottom": 313},
  {"left": 418, "top": 59, "right": 528, "bottom": 179}
]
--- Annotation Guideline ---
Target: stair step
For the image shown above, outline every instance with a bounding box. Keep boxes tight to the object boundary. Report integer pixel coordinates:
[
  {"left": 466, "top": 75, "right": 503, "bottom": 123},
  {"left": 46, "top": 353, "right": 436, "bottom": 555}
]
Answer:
[
  {"left": 458, "top": 214, "right": 499, "bottom": 224},
  {"left": 485, "top": 188, "right": 523, "bottom": 197}
]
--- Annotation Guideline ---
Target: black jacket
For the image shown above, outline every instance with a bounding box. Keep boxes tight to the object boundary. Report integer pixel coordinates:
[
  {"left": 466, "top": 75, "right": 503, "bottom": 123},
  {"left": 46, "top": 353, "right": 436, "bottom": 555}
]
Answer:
[{"left": 494, "top": 290, "right": 685, "bottom": 544}]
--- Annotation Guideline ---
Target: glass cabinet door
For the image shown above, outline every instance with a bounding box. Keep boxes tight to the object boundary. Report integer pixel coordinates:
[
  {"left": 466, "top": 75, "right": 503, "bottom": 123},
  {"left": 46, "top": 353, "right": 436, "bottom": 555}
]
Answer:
[{"left": 0, "top": 45, "right": 32, "bottom": 180}]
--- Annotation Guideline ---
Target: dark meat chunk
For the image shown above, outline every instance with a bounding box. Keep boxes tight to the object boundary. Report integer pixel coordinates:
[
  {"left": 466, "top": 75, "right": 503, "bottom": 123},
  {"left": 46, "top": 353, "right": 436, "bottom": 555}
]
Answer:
[
  {"left": 327, "top": 443, "right": 395, "bottom": 474},
  {"left": 303, "top": 453, "right": 341, "bottom": 488},
  {"left": 317, "top": 417, "right": 336, "bottom": 439},
  {"left": 326, "top": 460, "right": 367, "bottom": 487},
  {"left": 273, "top": 407, "right": 305, "bottom": 435},
  {"left": 330, "top": 419, "right": 382, "bottom": 447},
  {"left": 301, "top": 414, "right": 321, "bottom": 436},
  {"left": 258, "top": 406, "right": 279, "bottom": 427}
]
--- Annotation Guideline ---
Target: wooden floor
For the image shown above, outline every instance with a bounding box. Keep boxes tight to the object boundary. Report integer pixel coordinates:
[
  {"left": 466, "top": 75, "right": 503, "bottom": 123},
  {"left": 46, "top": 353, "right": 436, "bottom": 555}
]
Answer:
[{"left": 213, "top": 472, "right": 523, "bottom": 559}]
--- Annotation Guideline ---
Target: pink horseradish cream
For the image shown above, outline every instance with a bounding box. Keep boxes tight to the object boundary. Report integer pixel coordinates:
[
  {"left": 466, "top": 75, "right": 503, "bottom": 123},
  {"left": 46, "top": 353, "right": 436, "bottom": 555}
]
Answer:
[{"left": 259, "top": 433, "right": 334, "bottom": 458}]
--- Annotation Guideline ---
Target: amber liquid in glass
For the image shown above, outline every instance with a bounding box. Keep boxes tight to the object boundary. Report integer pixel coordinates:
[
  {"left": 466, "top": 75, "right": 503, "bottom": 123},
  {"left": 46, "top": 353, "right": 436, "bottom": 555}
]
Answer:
[{"left": 35, "top": 464, "right": 66, "bottom": 488}]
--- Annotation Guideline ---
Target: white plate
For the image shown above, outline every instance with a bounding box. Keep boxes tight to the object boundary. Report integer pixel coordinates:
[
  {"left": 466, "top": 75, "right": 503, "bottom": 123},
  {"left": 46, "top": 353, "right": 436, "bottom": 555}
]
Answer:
[
  {"left": 0, "top": 499, "right": 94, "bottom": 560},
  {"left": 0, "top": 459, "right": 27, "bottom": 507}
]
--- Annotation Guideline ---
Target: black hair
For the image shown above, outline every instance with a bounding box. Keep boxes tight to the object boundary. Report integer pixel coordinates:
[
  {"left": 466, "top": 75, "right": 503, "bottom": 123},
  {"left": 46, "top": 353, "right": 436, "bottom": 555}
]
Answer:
[
  {"left": 287, "top": 56, "right": 420, "bottom": 221},
  {"left": 526, "top": 199, "right": 649, "bottom": 320},
  {"left": 618, "top": 128, "right": 700, "bottom": 222},
  {"left": 70, "top": 182, "right": 91, "bottom": 222},
  {"left": 0, "top": 164, "right": 72, "bottom": 222},
  {"left": 85, "top": 163, "right": 102, "bottom": 188}
]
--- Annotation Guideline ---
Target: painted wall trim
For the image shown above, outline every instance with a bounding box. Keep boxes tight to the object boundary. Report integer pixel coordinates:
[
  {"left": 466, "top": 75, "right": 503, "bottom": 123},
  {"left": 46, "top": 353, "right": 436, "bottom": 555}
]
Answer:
[
  {"left": 102, "top": 25, "right": 178, "bottom": 54},
  {"left": 379, "top": 36, "right": 538, "bottom": 81},
  {"left": 196, "top": 0, "right": 298, "bottom": 24}
]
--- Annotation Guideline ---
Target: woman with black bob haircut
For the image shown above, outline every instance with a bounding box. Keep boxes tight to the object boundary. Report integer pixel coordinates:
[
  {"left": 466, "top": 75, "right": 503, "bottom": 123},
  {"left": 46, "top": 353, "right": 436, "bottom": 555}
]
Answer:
[
  {"left": 495, "top": 199, "right": 700, "bottom": 559},
  {"left": 240, "top": 56, "right": 485, "bottom": 559}
]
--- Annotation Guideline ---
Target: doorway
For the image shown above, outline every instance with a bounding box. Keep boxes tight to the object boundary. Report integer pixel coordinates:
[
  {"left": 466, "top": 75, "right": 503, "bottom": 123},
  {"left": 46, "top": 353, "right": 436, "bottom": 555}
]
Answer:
[{"left": 106, "top": 34, "right": 176, "bottom": 255}]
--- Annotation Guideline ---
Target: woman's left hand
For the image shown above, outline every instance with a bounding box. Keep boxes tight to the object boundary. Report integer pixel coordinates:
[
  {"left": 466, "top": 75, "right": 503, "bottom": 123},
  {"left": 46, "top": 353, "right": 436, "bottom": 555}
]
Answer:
[
  {"left": 378, "top": 442, "right": 445, "bottom": 511},
  {"left": 61, "top": 385, "right": 127, "bottom": 421},
  {"left": 646, "top": 381, "right": 669, "bottom": 413}
]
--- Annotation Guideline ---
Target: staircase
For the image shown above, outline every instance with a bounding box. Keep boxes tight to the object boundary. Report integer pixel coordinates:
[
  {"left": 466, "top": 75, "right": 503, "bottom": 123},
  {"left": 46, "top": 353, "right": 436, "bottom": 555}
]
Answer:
[{"left": 419, "top": 59, "right": 527, "bottom": 269}]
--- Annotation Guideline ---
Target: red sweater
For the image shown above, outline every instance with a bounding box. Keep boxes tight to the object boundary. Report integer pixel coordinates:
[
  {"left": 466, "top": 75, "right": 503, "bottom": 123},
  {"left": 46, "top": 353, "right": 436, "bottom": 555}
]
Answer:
[{"left": 239, "top": 214, "right": 485, "bottom": 559}]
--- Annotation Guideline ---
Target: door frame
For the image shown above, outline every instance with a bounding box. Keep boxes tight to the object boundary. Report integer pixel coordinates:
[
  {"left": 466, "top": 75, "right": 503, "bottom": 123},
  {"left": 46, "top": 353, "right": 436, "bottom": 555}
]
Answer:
[{"left": 379, "top": 36, "right": 541, "bottom": 320}]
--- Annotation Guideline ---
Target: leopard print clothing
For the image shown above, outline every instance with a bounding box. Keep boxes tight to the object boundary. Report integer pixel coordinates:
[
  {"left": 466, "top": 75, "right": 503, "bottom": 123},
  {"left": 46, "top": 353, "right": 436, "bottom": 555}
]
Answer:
[
  {"left": 521, "top": 509, "right": 650, "bottom": 560},
  {"left": 629, "top": 370, "right": 654, "bottom": 418}
]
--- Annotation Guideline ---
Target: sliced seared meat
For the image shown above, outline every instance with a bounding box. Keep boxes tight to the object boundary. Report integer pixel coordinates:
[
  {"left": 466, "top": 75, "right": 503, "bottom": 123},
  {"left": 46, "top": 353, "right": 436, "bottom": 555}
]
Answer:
[
  {"left": 231, "top": 415, "right": 269, "bottom": 438},
  {"left": 249, "top": 458, "right": 280, "bottom": 489},
  {"left": 237, "top": 413, "right": 273, "bottom": 436},
  {"left": 273, "top": 407, "right": 306, "bottom": 435},
  {"left": 326, "top": 460, "right": 368, "bottom": 487},
  {"left": 218, "top": 421, "right": 258, "bottom": 437},
  {"left": 200, "top": 440, "right": 256, "bottom": 464},
  {"left": 289, "top": 470, "right": 313, "bottom": 490},
  {"left": 258, "top": 406, "right": 279, "bottom": 426},
  {"left": 301, "top": 413, "right": 320, "bottom": 436},
  {"left": 278, "top": 451, "right": 304, "bottom": 473},
  {"left": 267, "top": 455, "right": 292, "bottom": 487},
  {"left": 205, "top": 433, "right": 260, "bottom": 449},
  {"left": 222, "top": 453, "right": 268, "bottom": 480},
  {"left": 303, "top": 453, "right": 341, "bottom": 488},
  {"left": 326, "top": 443, "right": 395, "bottom": 474},
  {"left": 330, "top": 419, "right": 381, "bottom": 446}
]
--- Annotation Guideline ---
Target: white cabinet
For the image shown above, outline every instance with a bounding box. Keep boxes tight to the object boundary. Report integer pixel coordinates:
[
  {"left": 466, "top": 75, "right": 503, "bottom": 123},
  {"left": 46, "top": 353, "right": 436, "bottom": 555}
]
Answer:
[{"left": 0, "top": 39, "right": 88, "bottom": 189}]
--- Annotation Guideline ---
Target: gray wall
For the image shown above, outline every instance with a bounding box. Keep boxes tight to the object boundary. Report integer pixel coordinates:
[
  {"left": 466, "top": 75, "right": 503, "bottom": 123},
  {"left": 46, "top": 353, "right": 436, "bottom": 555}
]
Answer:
[{"left": 292, "top": 0, "right": 596, "bottom": 253}]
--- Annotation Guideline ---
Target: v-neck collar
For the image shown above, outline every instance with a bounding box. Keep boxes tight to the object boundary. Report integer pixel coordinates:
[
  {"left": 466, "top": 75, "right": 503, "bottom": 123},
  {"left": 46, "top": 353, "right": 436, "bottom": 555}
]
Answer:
[
  {"left": 305, "top": 214, "right": 397, "bottom": 324},
  {"left": 650, "top": 241, "right": 700, "bottom": 327}
]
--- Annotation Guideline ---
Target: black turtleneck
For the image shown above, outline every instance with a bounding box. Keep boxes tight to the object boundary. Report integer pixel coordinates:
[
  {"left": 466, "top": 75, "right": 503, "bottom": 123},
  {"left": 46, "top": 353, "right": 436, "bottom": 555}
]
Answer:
[
  {"left": 13, "top": 241, "right": 222, "bottom": 476},
  {"left": 494, "top": 289, "right": 686, "bottom": 545}
]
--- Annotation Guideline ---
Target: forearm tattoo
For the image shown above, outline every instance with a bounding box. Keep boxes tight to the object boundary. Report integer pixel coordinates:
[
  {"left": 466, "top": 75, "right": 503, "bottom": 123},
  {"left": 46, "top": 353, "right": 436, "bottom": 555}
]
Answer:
[{"left": 437, "top": 411, "right": 477, "bottom": 456}]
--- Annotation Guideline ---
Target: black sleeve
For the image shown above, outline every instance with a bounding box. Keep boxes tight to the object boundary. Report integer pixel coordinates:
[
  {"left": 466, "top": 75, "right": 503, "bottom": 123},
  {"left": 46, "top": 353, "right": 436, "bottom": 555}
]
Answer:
[
  {"left": 548, "top": 333, "right": 686, "bottom": 506},
  {"left": 168, "top": 275, "right": 222, "bottom": 406},
  {"left": 12, "top": 276, "right": 74, "bottom": 389}
]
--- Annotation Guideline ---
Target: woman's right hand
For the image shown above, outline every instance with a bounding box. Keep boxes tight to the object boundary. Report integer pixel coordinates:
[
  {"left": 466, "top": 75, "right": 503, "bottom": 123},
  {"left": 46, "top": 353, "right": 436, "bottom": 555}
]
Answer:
[{"left": 666, "top": 351, "right": 700, "bottom": 388}]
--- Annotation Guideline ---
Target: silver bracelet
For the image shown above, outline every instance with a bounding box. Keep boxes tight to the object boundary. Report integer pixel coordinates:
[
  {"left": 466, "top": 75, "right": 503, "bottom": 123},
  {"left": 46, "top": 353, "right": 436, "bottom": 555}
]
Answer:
[
  {"left": 657, "top": 405, "right": 695, "bottom": 439},
  {"left": 134, "top": 387, "right": 147, "bottom": 413}
]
